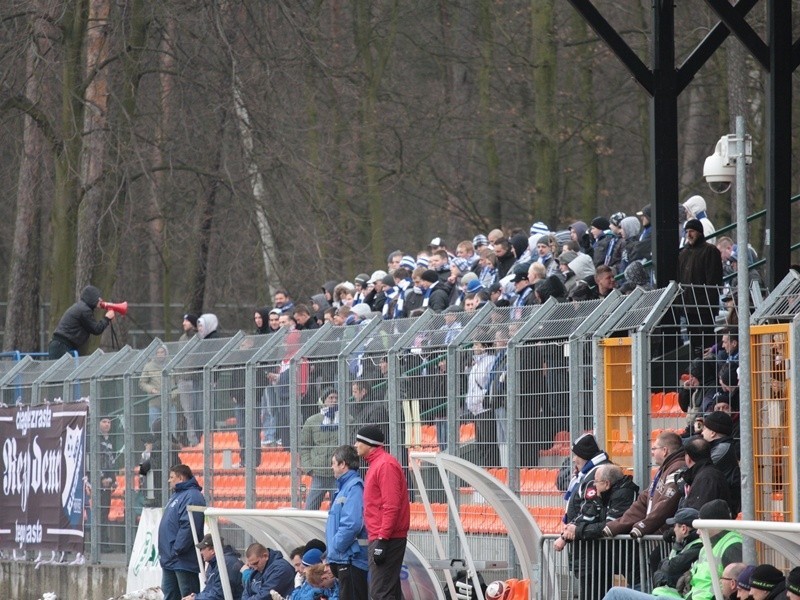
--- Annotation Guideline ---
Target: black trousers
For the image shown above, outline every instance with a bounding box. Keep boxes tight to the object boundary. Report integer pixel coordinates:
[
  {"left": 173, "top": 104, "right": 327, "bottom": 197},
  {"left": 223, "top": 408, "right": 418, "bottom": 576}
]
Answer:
[
  {"left": 368, "top": 538, "right": 406, "bottom": 600},
  {"left": 330, "top": 561, "right": 369, "bottom": 600}
]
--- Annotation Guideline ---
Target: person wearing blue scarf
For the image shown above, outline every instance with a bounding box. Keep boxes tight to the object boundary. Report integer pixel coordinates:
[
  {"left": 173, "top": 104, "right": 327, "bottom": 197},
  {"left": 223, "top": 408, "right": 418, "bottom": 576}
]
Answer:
[{"left": 558, "top": 433, "right": 611, "bottom": 527}]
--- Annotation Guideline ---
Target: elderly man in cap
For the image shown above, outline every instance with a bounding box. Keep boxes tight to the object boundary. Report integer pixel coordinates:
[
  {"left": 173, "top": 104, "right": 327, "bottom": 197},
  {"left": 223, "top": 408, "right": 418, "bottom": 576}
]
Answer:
[
  {"left": 677, "top": 217, "right": 723, "bottom": 357},
  {"left": 748, "top": 564, "right": 787, "bottom": 600},
  {"left": 354, "top": 425, "right": 410, "bottom": 600},
  {"left": 182, "top": 534, "right": 244, "bottom": 600}
]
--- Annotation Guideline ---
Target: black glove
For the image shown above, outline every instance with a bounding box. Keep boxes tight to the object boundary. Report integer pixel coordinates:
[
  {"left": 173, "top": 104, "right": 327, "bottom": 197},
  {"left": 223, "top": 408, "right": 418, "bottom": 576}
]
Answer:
[{"left": 372, "top": 539, "right": 388, "bottom": 565}]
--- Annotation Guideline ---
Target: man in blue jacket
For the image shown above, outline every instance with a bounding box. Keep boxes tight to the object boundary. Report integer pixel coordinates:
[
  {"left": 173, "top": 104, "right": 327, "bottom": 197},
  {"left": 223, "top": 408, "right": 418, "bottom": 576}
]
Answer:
[
  {"left": 326, "top": 445, "right": 369, "bottom": 600},
  {"left": 241, "top": 542, "right": 295, "bottom": 600},
  {"left": 182, "top": 534, "right": 244, "bottom": 600},
  {"left": 159, "top": 464, "right": 206, "bottom": 600}
]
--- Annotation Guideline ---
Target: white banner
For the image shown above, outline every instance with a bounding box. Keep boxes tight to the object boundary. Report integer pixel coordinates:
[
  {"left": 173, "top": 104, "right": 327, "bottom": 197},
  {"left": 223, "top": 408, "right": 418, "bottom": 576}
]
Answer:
[{"left": 127, "top": 507, "right": 163, "bottom": 593}]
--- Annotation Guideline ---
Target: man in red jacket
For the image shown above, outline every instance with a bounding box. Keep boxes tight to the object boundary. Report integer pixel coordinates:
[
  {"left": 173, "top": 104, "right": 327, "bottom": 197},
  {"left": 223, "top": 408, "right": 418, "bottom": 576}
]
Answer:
[{"left": 355, "top": 425, "right": 410, "bottom": 600}]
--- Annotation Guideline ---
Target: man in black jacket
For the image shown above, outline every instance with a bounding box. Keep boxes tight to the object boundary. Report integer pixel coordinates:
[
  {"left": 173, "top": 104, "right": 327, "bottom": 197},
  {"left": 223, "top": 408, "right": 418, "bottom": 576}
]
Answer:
[
  {"left": 48, "top": 285, "right": 116, "bottom": 359},
  {"left": 701, "top": 411, "right": 741, "bottom": 514},
  {"left": 557, "top": 464, "right": 638, "bottom": 600},
  {"left": 681, "top": 438, "right": 733, "bottom": 514}
]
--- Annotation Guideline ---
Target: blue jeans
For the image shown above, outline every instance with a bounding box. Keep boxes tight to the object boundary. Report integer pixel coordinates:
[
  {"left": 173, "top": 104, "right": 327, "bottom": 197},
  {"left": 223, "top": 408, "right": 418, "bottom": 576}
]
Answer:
[
  {"left": 161, "top": 568, "right": 200, "bottom": 600},
  {"left": 305, "top": 474, "right": 336, "bottom": 510},
  {"left": 602, "top": 587, "right": 654, "bottom": 600}
]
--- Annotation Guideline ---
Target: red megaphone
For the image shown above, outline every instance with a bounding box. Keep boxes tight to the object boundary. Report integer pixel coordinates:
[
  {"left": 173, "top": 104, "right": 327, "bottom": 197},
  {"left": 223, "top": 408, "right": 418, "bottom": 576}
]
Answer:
[{"left": 98, "top": 300, "right": 128, "bottom": 316}]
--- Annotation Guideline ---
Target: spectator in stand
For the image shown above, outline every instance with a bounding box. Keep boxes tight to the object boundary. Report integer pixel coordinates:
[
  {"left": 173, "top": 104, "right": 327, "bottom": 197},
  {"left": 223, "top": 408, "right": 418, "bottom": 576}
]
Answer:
[
  {"left": 404, "top": 268, "right": 425, "bottom": 314},
  {"left": 197, "top": 314, "right": 220, "bottom": 340},
  {"left": 717, "top": 236, "right": 735, "bottom": 279},
  {"left": 386, "top": 267, "right": 413, "bottom": 319},
  {"left": 487, "top": 228, "right": 505, "bottom": 247},
  {"left": 589, "top": 216, "right": 614, "bottom": 267},
  {"left": 729, "top": 244, "right": 762, "bottom": 290},
  {"left": 473, "top": 234, "right": 489, "bottom": 252},
  {"left": 618, "top": 216, "right": 643, "bottom": 274},
  {"left": 594, "top": 265, "right": 617, "bottom": 298},
  {"left": 533, "top": 235, "right": 559, "bottom": 277},
  {"left": 294, "top": 304, "right": 319, "bottom": 330},
  {"left": 322, "top": 307, "right": 335, "bottom": 325},
  {"left": 534, "top": 274, "right": 568, "bottom": 304},
  {"left": 683, "top": 195, "right": 716, "bottom": 241},
  {"left": 254, "top": 308, "right": 271, "bottom": 335},
  {"left": 527, "top": 261, "right": 547, "bottom": 286},
  {"left": 701, "top": 411, "right": 741, "bottom": 514},
  {"left": 786, "top": 567, "right": 800, "bottom": 600},
  {"left": 278, "top": 312, "right": 296, "bottom": 331},
  {"left": 428, "top": 249, "right": 452, "bottom": 285},
  {"left": 619, "top": 261, "right": 652, "bottom": 294},
  {"left": 387, "top": 250, "right": 403, "bottom": 273},
  {"left": 97, "top": 416, "right": 120, "bottom": 550},
  {"left": 334, "top": 282, "right": 356, "bottom": 307},
  {"left": 604, "top": 432, "right": 685, "bottom": 539},
  {"left": 273, "top": 290, "right": 294, "bottom": 314},
  {"left": 650, "top": 508, "right": 703, "bottom": 596},
  {"left": 737, "top": 565, "right": 758, "bottom": 600},
  {"left": 569, "top": 221, "right": 591, "bottom": 255},
  {"left": 364, "top": 271, "right": 389, "bottom": 313},
  {"left": 748, "top": 564, "right": 788, "bottom": 600},
  {"left": 180, "top": 313, "right": 198, "bottom": 342},
  {"left": 48, "top": 284, "right": 116, "bottom": 359},
  {"left": 493, "top": 238, "right": 517, "bottom": 279},
  {"left": 556, "top": 464, "right": 638, "bottom": 600},
  {"left": 184, "top": 534, "right": 244, "bottom": 600},
  {"left": 678, "top": 358, "right": 719, "bottom": 434},
  {"left": 353, "top": 274, "right": 370, "bottom": 305},
  {"left": 265, "top": 309, "right": 282, "bottom": 334},
  {"left": 456, "top": 240, "right": 480, "bottom": 272},
  {"left": 604, "top": 212, "right": 626, "bottom": 271},
  {"left": 629, "top": 206, "right": 652, "bottom": 264},
  {"left": 300, "top": 388, "right": 340, "bottom": 510},
  {"left": 430, "top": 236, "right": 455, "bottom": 260},
  {"left": 680, "top": 437, "right": 732, "bottom": 512},
  {"left": 464, "top": 332, "right": 498, "bottom": 467},
  {"left": 241, "top": 542, "right": 295, "bottom": 600},
  {"left": 719, "top": 563, "right": 748, "bottom": 600},
  {"left": 349, "top": 380, "right": 389, "bottom": 445},
  {"left": 511, "top": 268, "right": 536, "bottom": 306},
  {"left": 419, "top": 269, "right": 450, "bottom": 312},
  {"left": 477, "top": 247, "right": 498, "bottom": 288},
  {"left": 678, "top": 218, "right": 724, "bottom": 357}
]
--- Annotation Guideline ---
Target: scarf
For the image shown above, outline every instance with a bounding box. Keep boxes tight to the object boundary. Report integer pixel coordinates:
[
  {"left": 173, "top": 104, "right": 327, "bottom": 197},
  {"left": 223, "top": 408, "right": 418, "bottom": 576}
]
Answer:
[
  {"left": 563, "top": 452, "right": 608, "bottom": 505},
  {"left": 320, "top": 405, "right": 339, "bottom": 431}
]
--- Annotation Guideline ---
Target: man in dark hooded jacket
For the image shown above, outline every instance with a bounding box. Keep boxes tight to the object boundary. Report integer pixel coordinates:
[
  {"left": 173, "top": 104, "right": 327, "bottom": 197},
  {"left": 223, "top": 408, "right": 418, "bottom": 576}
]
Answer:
[
  {"left": 48, "top": 285, "right": 116, "bottom": 358},
  {"left": 191, "top": 534, "right": 244, "bottom": 600}
]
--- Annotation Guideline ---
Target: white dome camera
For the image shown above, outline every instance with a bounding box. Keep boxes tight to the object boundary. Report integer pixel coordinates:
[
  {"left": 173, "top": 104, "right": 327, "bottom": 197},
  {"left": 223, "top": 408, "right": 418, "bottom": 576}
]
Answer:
[{"left": 703, "top": 136, "right": 735, "bottom": 194}]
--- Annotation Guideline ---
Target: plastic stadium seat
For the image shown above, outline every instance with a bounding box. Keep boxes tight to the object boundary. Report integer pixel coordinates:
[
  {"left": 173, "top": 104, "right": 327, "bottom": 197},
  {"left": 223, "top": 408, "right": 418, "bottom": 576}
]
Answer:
[
  {"left": 539, "top": 430, "right": 571, "bottom": 457},
  {"left": 459, "top": 422, "right": 476, "bottom": 443}
]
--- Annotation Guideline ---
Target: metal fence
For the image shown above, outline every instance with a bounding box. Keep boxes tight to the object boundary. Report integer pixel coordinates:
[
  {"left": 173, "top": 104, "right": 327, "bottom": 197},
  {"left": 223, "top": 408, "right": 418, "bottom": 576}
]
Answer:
[{"left": 2, "top": 274, "right": 799, "bottom": 592}]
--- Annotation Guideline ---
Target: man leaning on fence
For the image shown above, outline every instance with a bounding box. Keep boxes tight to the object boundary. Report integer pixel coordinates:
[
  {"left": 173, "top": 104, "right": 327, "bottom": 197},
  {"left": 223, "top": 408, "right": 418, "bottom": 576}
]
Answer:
[{"left": 556, "top": 464, "right": 639, "bottom": 600}]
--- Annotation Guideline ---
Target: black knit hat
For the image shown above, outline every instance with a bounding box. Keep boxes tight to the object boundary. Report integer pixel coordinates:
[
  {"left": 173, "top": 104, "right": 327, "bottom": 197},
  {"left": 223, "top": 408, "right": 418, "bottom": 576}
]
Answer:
[
  {"left": 421, "top": 270, "right": 439, "bottom": 284},
  {"left": 750, "top": 564, "right": 784, "bottom": 591},
  {"left": 356, "top": 425, "right": 385, "bottom": 447},
  {"left": 571, "top": 433, "right": 601, "bottom": 460},
  {"left": 786, "top": 566, "right": 800, "bottom": 595},
  {"left": 684, "top": 219, "right": 704, "bottom": 234},
  {"left": 591, "top": 216, "right": 610, "bottom": 231},
  {"left": 702, "top": 411, "right": 733, "bottom": 436},
  {"left": 183, "top": 313, "right": 199, "bottom": 328}
]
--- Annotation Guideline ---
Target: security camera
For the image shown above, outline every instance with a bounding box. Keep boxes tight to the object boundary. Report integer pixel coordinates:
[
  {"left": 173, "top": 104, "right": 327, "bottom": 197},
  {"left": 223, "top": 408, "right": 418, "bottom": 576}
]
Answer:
[{"left": 703, "top": 136, "right": 734, "bottom": 194}]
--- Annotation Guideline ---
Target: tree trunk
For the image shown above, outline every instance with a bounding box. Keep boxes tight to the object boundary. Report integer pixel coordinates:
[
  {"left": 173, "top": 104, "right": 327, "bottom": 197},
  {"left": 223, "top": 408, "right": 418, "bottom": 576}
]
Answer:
[
  {"left": 75, "top": 0, "right": 111, "bottom": 292},
  {"left": 477, "top": 0, "right": 502, "bottom": 226},
  {"left": 49, "top": 0, "right": 88, "bottom": 330},
  {"left": 4, "top": 7, "right": 54, "bottom": 352},
  {"left": 530, "top": 0, "right": 558, "bottom": 225}
]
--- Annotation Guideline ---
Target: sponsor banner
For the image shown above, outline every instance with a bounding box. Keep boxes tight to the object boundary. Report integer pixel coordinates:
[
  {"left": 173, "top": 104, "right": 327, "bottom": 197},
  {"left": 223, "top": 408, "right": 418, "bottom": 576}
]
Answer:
[{"left": 0, "top": 402, "right": 88, "bottom": 552}]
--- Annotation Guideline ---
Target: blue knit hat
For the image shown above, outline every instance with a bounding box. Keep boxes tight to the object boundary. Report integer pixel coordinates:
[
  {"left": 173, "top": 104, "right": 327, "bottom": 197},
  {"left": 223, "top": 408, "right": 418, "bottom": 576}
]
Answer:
[{"left": 302, "top": 548, "right": 323, "bottom": 566}]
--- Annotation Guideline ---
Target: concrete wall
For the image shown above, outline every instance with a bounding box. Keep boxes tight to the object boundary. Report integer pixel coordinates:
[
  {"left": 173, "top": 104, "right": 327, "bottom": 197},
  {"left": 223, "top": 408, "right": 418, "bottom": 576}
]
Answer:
[{"left": 0, "top": 561, "right": 127, "bottom": 600}]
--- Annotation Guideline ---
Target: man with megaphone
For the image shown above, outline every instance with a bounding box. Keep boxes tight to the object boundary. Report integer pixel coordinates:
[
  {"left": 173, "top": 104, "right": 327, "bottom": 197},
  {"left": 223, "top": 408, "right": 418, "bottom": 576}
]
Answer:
[{"left": 48, "top": 285, "right": 120, "bottom": 359}]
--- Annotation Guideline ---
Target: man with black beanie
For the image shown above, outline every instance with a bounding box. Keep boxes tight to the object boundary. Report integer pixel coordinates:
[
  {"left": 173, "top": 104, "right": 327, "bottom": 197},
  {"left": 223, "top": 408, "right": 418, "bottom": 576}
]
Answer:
[
  {"left": 702, "top": 410, "right": 742, "bottom": 515},
  {"left": 749, "top": 564, "right": 787, "bottom": 600},
  {"left": 355, "top": 425, "right": 409, "bottom": 600},
  {"left": 785, "top": 566, "right": 800, "bottom": 600}
]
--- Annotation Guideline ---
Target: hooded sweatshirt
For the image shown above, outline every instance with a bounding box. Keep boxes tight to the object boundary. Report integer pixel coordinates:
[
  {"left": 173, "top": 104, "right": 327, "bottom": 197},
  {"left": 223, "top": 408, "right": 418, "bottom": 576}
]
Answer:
[
  {"left": 683, "top": 195, "right": 716, "bottom": 241},
  {"left": 52, "top": 285, "right": 111, "bottom": 349},
  {"left": 198, "top": 313, "right": 219, "bottom": 339}
]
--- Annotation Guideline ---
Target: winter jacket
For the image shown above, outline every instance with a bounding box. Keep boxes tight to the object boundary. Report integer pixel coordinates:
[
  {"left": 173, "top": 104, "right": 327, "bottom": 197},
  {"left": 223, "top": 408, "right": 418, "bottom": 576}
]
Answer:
[
  {"left": 158, "top": 477, "right": 206, "bottom": 572},
  {"left": 676, "top": 237, "right": 723, "bottom": 318},
  {"left": 709, "top": 436, "right": 741, "bottom": 515},
  {"left": 425, "top": 281, "right": 451, "bottom": 312},
  {"left": 651, "top": 531, "right": 703, "bottom": 590},
  {"left": 300, "top": 408, "right": 340, "bottom": 477},
  {"left": 325, "top": 469, "right": 369, "bottom": 571},
  {"left": 363, "top": 446, "right": 410, "bottom": 541},
  {"left": 606, "top": 449, "right": 686, "bottom": 537},
  {"left": 573, "top": 475, "right": 639, "bottom": 540},
  {"left": 242, "top": 549, "right": 295, "bottom": 600},
  {"left": 196, "top": 545, "right": 244, "bottom": 600},
  {"left": 681, "top": 459, "right": 733, "bottom": 515},
  {"left": 52, "top": 285, "right": 110, "bottom": 350}
]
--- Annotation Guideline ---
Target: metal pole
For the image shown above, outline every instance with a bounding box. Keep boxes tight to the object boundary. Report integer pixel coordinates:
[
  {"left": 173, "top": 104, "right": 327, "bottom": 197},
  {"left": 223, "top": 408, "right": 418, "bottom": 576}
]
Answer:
[{"left": 734, "top": 115, "right": 755, "bottom": 563}]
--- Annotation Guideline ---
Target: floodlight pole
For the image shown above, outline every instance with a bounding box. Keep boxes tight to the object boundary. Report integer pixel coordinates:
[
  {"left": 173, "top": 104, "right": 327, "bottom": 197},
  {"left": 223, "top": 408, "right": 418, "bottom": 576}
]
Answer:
[{"left": 733, "top": 115, "right": 755, "bottom": 563}]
